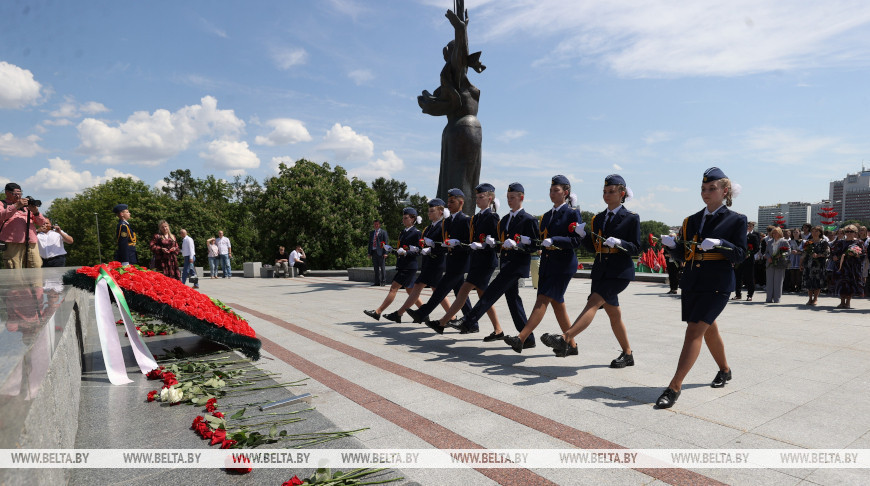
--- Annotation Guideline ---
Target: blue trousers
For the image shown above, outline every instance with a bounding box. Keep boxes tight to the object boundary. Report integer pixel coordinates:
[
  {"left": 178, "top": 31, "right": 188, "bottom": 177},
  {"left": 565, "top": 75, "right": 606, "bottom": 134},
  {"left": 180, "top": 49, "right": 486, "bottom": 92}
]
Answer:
[
  {"left": 416, "top": 271, "right": 472, "bottom": 319},
  {"left": 220, "top": 254, "right": 231, "bottom": 277},
  {"left": 182, "top": 257, "right": 195, "bottom": 284},
  {"left": 464, "top": 268, "right": 531, "bottom": 342}
]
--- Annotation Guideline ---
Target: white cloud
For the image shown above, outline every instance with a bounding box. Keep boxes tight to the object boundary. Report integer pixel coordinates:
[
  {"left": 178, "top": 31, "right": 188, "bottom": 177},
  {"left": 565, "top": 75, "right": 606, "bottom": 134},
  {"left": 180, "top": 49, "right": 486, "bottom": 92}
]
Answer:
[
  {"left": 0, "top": 133, "right": 44, "bottom": 157},
  {"left": 199, "top": 139, "right": 260, "bottom": 173},
  {"left": 741, "top": 126, "right": 843, "bottom": 165},
  {"left": 497, "top": 129, "right": 528, "bottom": 143},
  {"left": 478, "top": 1, "right": 870, "bottom": 77},
  {"left": 0, "top": 61, "right": 42, "bottom": 109},
  {"left": 326, "top": 0, "right": 368, "bottom": 18},
  {"left": 77, "top": 95, "right": 245, "bottom": 165},
  {"left": 270, "top": 156, "right": 297, "bottom": 175},
  {"left": 24, "top": 157, "right": 138, "bottom": 194},
  {"left": 653, "top": 184, "right": 689, "bottom": 193},
  {"left": 612, "top": 163, "right": 623, "bottom": 171},
  {"left": 43, "top": 118, "right": 74, "bottom": 127},
  {"left": 643, "top": 131, "right": 674, "bottom": 144},
  {"left": 200, "top": 17, "right": 228, "bottom": 38},
  {"left": 348, "top": 69, "right": 374, "bottom": 85},
  {"left": 254, "top": 118, "right": 312, "bottom": 146},
  {"left": 153, "top": 179, "right": 169, "bottom": 191},
  {"left": 317, "top": 123, "right": 374, "bottom": 161},
  {"left": 351, "top": 150, "right": 405, "bottom": 179},
  {"left": 271, "top": 46, "right": 308, "bottom": 70},
  {"left": 49, "top": 96, "right": 109, "bottom": 123}
]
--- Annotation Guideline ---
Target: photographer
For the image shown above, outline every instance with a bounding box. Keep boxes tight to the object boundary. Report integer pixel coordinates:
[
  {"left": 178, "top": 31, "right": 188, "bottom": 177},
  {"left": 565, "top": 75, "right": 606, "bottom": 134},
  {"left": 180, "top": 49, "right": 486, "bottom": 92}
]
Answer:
[
  {"left": 37, "top": 218, "right": 73, "bottom": 267},
  {"left": 1, "top": 183, "right": 46, "bottom": 268}
]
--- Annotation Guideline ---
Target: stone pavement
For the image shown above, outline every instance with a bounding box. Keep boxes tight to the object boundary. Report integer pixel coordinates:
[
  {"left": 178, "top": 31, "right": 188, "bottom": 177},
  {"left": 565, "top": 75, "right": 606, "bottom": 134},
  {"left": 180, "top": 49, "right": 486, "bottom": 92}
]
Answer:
[{"left": 77, "top": 273, "right": 870, "bottom": 485}]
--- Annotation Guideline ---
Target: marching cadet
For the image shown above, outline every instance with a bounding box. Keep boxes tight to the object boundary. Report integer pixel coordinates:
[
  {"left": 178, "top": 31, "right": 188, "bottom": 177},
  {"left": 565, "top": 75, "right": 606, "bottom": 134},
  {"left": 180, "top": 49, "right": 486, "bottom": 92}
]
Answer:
[
  {"left": 542, "top": 174, "right": 640, "bottom": 368},
  {"left": 503, "top": 175, "right": 582, "bottom": 353},
  {"left": 425, "top": 183, "right": 502, "bottom": 335},
  {"left": 407, "top": 189, "right": 472, "bottom": 325},
  {"left": 113, "top": 203, "right": 138, "bottom": 265},
  {"left": 364, "top": 208, "right": 425, "bottom": 320},
  {"left": 656, "top": 167, "right": 746, "bottom": 409},
  {"left": 449, "top": 182, "right": 540, "bottom": 343},
  {"left": 378, "top": 199, "right": 453, "bottom": 323}
]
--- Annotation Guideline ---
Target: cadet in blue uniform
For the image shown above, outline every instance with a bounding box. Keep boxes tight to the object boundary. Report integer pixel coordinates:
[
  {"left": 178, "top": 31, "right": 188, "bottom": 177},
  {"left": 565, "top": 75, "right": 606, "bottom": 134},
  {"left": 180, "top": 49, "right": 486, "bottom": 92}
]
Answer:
[
  {"left": 542, "top": 174, "right": 640, "bottom": 368},
  {"left": 364, "top": 208, "right": 424, "bottom": 321},
  {"left": 407, "top": 189, "right": 472, "bottom": 324},
  {"left": 113, "top": 203, "right": 138, "bottom": 265},
  {"left": 655, "top": 167, "right": 746, "bottom": 409},
  {"left": 425, "top": 183, "right": 502, "bottom": 335},
  {"left": 380, "top": 199, "right": 453, "bottom": 323},
  {"left": 450, "top": 182, "right": 540, "bottom": 343},
  {"left": 503, "top": 175, "right": 582, "bottom": 353}
]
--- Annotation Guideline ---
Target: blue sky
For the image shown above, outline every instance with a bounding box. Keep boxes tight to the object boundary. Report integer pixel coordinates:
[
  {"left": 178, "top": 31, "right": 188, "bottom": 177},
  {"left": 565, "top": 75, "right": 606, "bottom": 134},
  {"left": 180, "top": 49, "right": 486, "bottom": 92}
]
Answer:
[{"left": 2, "top": 0, "right": 870, "bottom": 226}]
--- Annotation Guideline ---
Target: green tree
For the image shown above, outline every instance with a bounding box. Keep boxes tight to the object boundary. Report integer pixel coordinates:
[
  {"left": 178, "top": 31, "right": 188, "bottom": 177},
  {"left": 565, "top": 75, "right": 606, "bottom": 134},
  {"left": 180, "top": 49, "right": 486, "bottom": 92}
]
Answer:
[
  {"left": 46, "top": 177, "right": 173, "bottom": 266},
  {"left": 370, "top": 177, "right": 409, "bottom": 245},
  {"left": 640, "top": 220, "right": 671, "bottom": 250},
  {"left": 260, "top": 159, "right": 378, "bottom": 269}
]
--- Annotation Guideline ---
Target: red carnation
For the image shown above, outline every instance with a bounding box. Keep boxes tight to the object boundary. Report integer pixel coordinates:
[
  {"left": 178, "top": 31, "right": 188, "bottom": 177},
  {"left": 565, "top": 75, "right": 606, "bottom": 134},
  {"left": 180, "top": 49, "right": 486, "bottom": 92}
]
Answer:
[
  {"left": 212, "top": 411, "right": 224, "bottom": 419},
  {"left": 569, "top": 222, "right": 578, "bottom": 233},
  {"left": 146, "top": 390, "right": 158, "bottom": 402},
  {"left": 221, "top": 439, "right": 237, "bottom": 449},
  {"left": 648, "top": 233, "right": 655, "bottom": 246},
  {"left": 146, "top": 367, "right": 164, "bottom": 380},
  {"left": 283, "top": 476, "right": 304, "bottom": 486},
  {"left": 162, "top": 372, "right": 178, "bottom": 388},
  {"left": 210, "top": 428, "right": 227, "bottom": 446},
  {"left": 192, "top": 416, "right": 204, "bottom": 429}
]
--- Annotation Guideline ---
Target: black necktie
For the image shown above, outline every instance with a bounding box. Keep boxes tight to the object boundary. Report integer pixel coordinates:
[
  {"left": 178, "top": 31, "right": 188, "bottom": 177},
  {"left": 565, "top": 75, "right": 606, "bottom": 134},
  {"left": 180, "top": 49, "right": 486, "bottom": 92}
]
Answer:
[
  {"left": 604, "top": 211, "right": 613, "bottom": 229},
  {"left": 700, "top": 214, "right": 711, "bottom": 236}
]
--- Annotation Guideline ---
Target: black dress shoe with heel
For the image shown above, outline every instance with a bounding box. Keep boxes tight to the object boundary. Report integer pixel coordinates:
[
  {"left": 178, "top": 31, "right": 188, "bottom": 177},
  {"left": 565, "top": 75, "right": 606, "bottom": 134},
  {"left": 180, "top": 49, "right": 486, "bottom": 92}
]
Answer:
[
  {"left": 424, "top": 320, "right": 444, "bottom": 334},
  {"left": 711, "top": 369, "right": 731, "bottom": 388},
  {"left": 483, "top": 331, "right": 504, "bottom": 342},
  {"left": 655, "top": 388, "right": 680, "bottom": 409},
  {"left": 406, "top": 308, "right": 426, "bottom": 324},
  {"left": 610, "top": 351, "right": 634, "bottom": 368},
  {"left": 541, "top": 333, "right": 567, "bottom": 350},
  {"left": 554, "top": 345, "right": 578, "bottom": 357},
  {"left": 503, "top": 335, "right": 524, "bottom": 353},
  {"left": 383, "top": 311, "right": 402, "bottom": 323},
  {"left": 363, "top": 310, "right": 380, "bottom": 321}
]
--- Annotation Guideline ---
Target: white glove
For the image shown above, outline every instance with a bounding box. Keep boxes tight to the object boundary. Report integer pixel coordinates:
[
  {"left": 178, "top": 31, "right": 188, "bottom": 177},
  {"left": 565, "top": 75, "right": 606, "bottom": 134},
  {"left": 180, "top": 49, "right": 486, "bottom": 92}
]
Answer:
[
  {"left": 700, "top": 238, "right": 721, "bottom": 251},
  {"left": 519, "top": 235, "right": 531, "bottom": 245},
  {"left": 408, "top": 245, "right": 419, "bottom": 254},
  {"left": 423, "top": 237, "right": 434, "bottom": 247},
  {"left": 446, "top": 238, "right": 460, "bottom": 247},
  {"left": 574, "top": 222, "right": 587, "bottom": 237},
  {"left": 469, "top": 242, "right": 484, "bottom": 250},
  {"left": 661, "top": 235, "right": 676, "bottom": 248},
  {"left": 484, "top": 235, "right": 496, "bottom": 247},
  {"left": 604, "top": 237, "right": 621, "bottom": 248},
  {"left": 421, "top": 247, "right": 432, "bottom": 256},
  {"left": 397, "top": 248, "right": 407, "bottom": 256},
  {"left": 502, "top": 238, "right": 517, "bottom": 250},
  {"left": 542, "top": 238, "right": 553, "bottom": 248},
  {"left": 383, "top": 244, "right": 393, "bottom": 253}
]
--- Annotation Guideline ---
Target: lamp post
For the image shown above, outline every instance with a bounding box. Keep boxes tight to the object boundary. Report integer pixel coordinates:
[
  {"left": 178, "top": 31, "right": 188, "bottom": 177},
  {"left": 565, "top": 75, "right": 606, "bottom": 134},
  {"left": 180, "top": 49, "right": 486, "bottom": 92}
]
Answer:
[{"left": 94, "top": 212, "right": 103, "bottom": 263}]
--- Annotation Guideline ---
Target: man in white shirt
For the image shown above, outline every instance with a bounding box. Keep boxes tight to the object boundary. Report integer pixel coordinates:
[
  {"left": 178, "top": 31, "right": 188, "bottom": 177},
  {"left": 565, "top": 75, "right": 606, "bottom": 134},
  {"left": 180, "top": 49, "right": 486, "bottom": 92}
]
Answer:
[
  {"left": 180, "top": 229, "right": 198, "bottom": 288},
  {"left": 215, "top": 230, "right": 232, "bottom": 278},
  {"left": 289, "top": 245, "right": 307, "bottom": 277},
  {"left": 36, "top": 218, "right": 73, "bottom": 267}
]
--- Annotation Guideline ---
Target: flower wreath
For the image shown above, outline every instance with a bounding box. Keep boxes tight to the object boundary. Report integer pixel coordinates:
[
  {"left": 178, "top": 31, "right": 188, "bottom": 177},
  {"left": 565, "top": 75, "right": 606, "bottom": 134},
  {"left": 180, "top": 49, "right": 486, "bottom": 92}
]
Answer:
[{"left": 63, "top": 262, "right": 261, "bottom": 359}]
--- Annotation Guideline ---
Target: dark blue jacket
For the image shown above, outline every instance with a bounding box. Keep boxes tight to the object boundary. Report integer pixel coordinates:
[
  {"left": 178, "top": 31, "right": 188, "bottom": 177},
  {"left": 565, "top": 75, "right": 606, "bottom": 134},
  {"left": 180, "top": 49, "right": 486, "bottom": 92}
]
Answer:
[
  {"left": 368, "top": 228, "right": 389, "bottom": 256},
  {"left": 673, "top": 206, "right": 747, "bottom": 292},
  {"left": 444, "top": 211, "right": 471, "bottom": 274},
  {"left": 538, "top": 204, "right": 582, "bottom": 277},
  {"left": 395, "top": 226, "right": 423, "bottom": 271},
  {"left": 497, "top": 208, "right": 539, "bottom": 278},
  {"left": 468, "top": 208, "right": 500, "bottom": 271},
  {"left": 581, "top": 206, "right": 641, "bottom": 281},
  {"left": 421, "top": 219, "right": 447, "bottom": 274},
  {"left": 115, "top": 220, "right": 138, "bottom": 264}
]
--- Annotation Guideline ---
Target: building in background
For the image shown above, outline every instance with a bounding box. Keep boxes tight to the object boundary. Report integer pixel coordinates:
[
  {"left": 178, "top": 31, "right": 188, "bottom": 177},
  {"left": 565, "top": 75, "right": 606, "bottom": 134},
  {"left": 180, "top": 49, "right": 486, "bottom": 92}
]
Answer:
[
  {"left": 757, "top": 202, "right": 812, "bottom": 228},
  {"left": 830, "top": 169, "right": 870, "bottom": 222}
]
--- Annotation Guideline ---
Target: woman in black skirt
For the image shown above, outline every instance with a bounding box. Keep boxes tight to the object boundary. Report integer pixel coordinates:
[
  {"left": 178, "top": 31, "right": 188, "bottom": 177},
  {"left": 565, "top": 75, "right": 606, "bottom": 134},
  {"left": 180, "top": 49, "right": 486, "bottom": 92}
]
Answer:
[
  {"left": 372, "top": 199, "right": 453, "bottom": 322},
  {"left": 503, "top": 175, "right": 582, "bottom": 353},
  {"left": 656, "top": 167, "right": 747, "bottom": 409},
  {"left": 364, "top": 207, "right": 424, "bottom": 321}
]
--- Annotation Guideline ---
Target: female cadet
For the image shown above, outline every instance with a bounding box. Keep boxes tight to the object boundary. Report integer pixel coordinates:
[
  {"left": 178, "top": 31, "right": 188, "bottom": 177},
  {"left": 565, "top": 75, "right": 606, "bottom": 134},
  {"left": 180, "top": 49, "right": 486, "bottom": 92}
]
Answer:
[
  {"left": 541, "top": 174, "right": 640, "bottom": 368},
  {"left": 425, "top": 183, "right": 502, "bottom": 336},
  {"left": 364, "top": 207, "right": 424, "bottom": 321},
  {"left": 656, "top": 167, "right": 746, "bottom": 409},
  {"left": 503, "top": 175, "right": 582, "bottom": 353},
  {"left": 376, "top": 199, "right": 452, "bottom": 323}
]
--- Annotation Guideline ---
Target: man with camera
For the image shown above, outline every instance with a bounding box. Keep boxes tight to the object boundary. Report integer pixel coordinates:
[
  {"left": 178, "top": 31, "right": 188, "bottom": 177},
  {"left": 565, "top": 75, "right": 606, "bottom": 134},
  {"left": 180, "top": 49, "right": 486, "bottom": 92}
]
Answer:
[{"left": 1, "top": 182, "right": 46, "bottom": 268}]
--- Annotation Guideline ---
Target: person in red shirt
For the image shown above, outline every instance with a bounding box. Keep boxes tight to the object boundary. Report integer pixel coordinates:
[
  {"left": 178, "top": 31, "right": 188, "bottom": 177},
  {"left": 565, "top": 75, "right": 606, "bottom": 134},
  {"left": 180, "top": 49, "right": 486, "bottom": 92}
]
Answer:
[{"left": 1, "top": 183, "right": 46, "bottom": 268}]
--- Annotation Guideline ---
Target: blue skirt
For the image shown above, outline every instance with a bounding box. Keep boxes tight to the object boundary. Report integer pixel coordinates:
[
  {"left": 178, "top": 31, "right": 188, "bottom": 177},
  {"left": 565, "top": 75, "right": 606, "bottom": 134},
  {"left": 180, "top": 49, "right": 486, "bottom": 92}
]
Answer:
[
  {"left": 393, "top": 268, "right": 417, "bottom": 289},
  {"left": 465, "top": 265, "right": 496, "bottom": 290},
  {"left": 416, "top": 260, "right": 444, "bottom": 287},
  {"left": 590, "top": 278, "right": 630, "bottom": 306},
  {"left": 537, "top": 273, "right": 573, "bottom": 303},
  {"left": 681, "top": 291, "right": 729, "bottom": 324}
]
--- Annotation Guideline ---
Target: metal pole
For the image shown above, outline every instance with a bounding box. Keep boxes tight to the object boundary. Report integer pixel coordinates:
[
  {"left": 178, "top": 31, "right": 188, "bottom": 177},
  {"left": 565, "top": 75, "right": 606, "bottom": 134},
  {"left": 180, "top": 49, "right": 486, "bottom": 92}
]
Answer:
[{"left": 94, "top": 212, "right": 103, "bottom": 264}]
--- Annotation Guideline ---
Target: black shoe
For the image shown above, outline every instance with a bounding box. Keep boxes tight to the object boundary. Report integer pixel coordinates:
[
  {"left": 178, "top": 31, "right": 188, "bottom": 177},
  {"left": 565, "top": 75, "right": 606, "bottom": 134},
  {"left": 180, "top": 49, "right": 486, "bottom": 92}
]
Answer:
[
  {"left": 554, "top": 345, "right": 578, "bottom": 357},
  {"left": 370, "top": 283, "right": 379, "bottom": 286},
  {"left": 656, "top": 388, "right": 680, "bottom": 409},
  {"left": 406, "top": 308, "right": 427, "bottom": 323},
  {"left": 610, "top": 351, "right": 634, "bottom": 368},
  {"left": 522, "top": 339, "right": 536, "bottom": 349},
  {"left": 424, "top": 320, "right": 444, "bottom": 334},
  {"left": 459, "top": 324, "right": 479, "bottom": 334},
  {"left": 363, "top": 310, "right": 380, "bottom": 321},
  {"left": 483, "top": 331, "right": 505, "bottom": 342},
  {"left": 447, "top": 317, "right": 465, "bottom": 331},
  {"left": 541, "top": 333, "right": 568, "bottom": 350},
  {"left": 382, "top": 311, "right": 402, "bottom": 323},
  {"left": 503, "top": 335, "right": 524, "bottom": 353},
  {"left": 711, "top": 369, "right": 732, "bottom": 388},
  {"left": 731, "top": 294, "right": 742, "bottom": 300}
]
